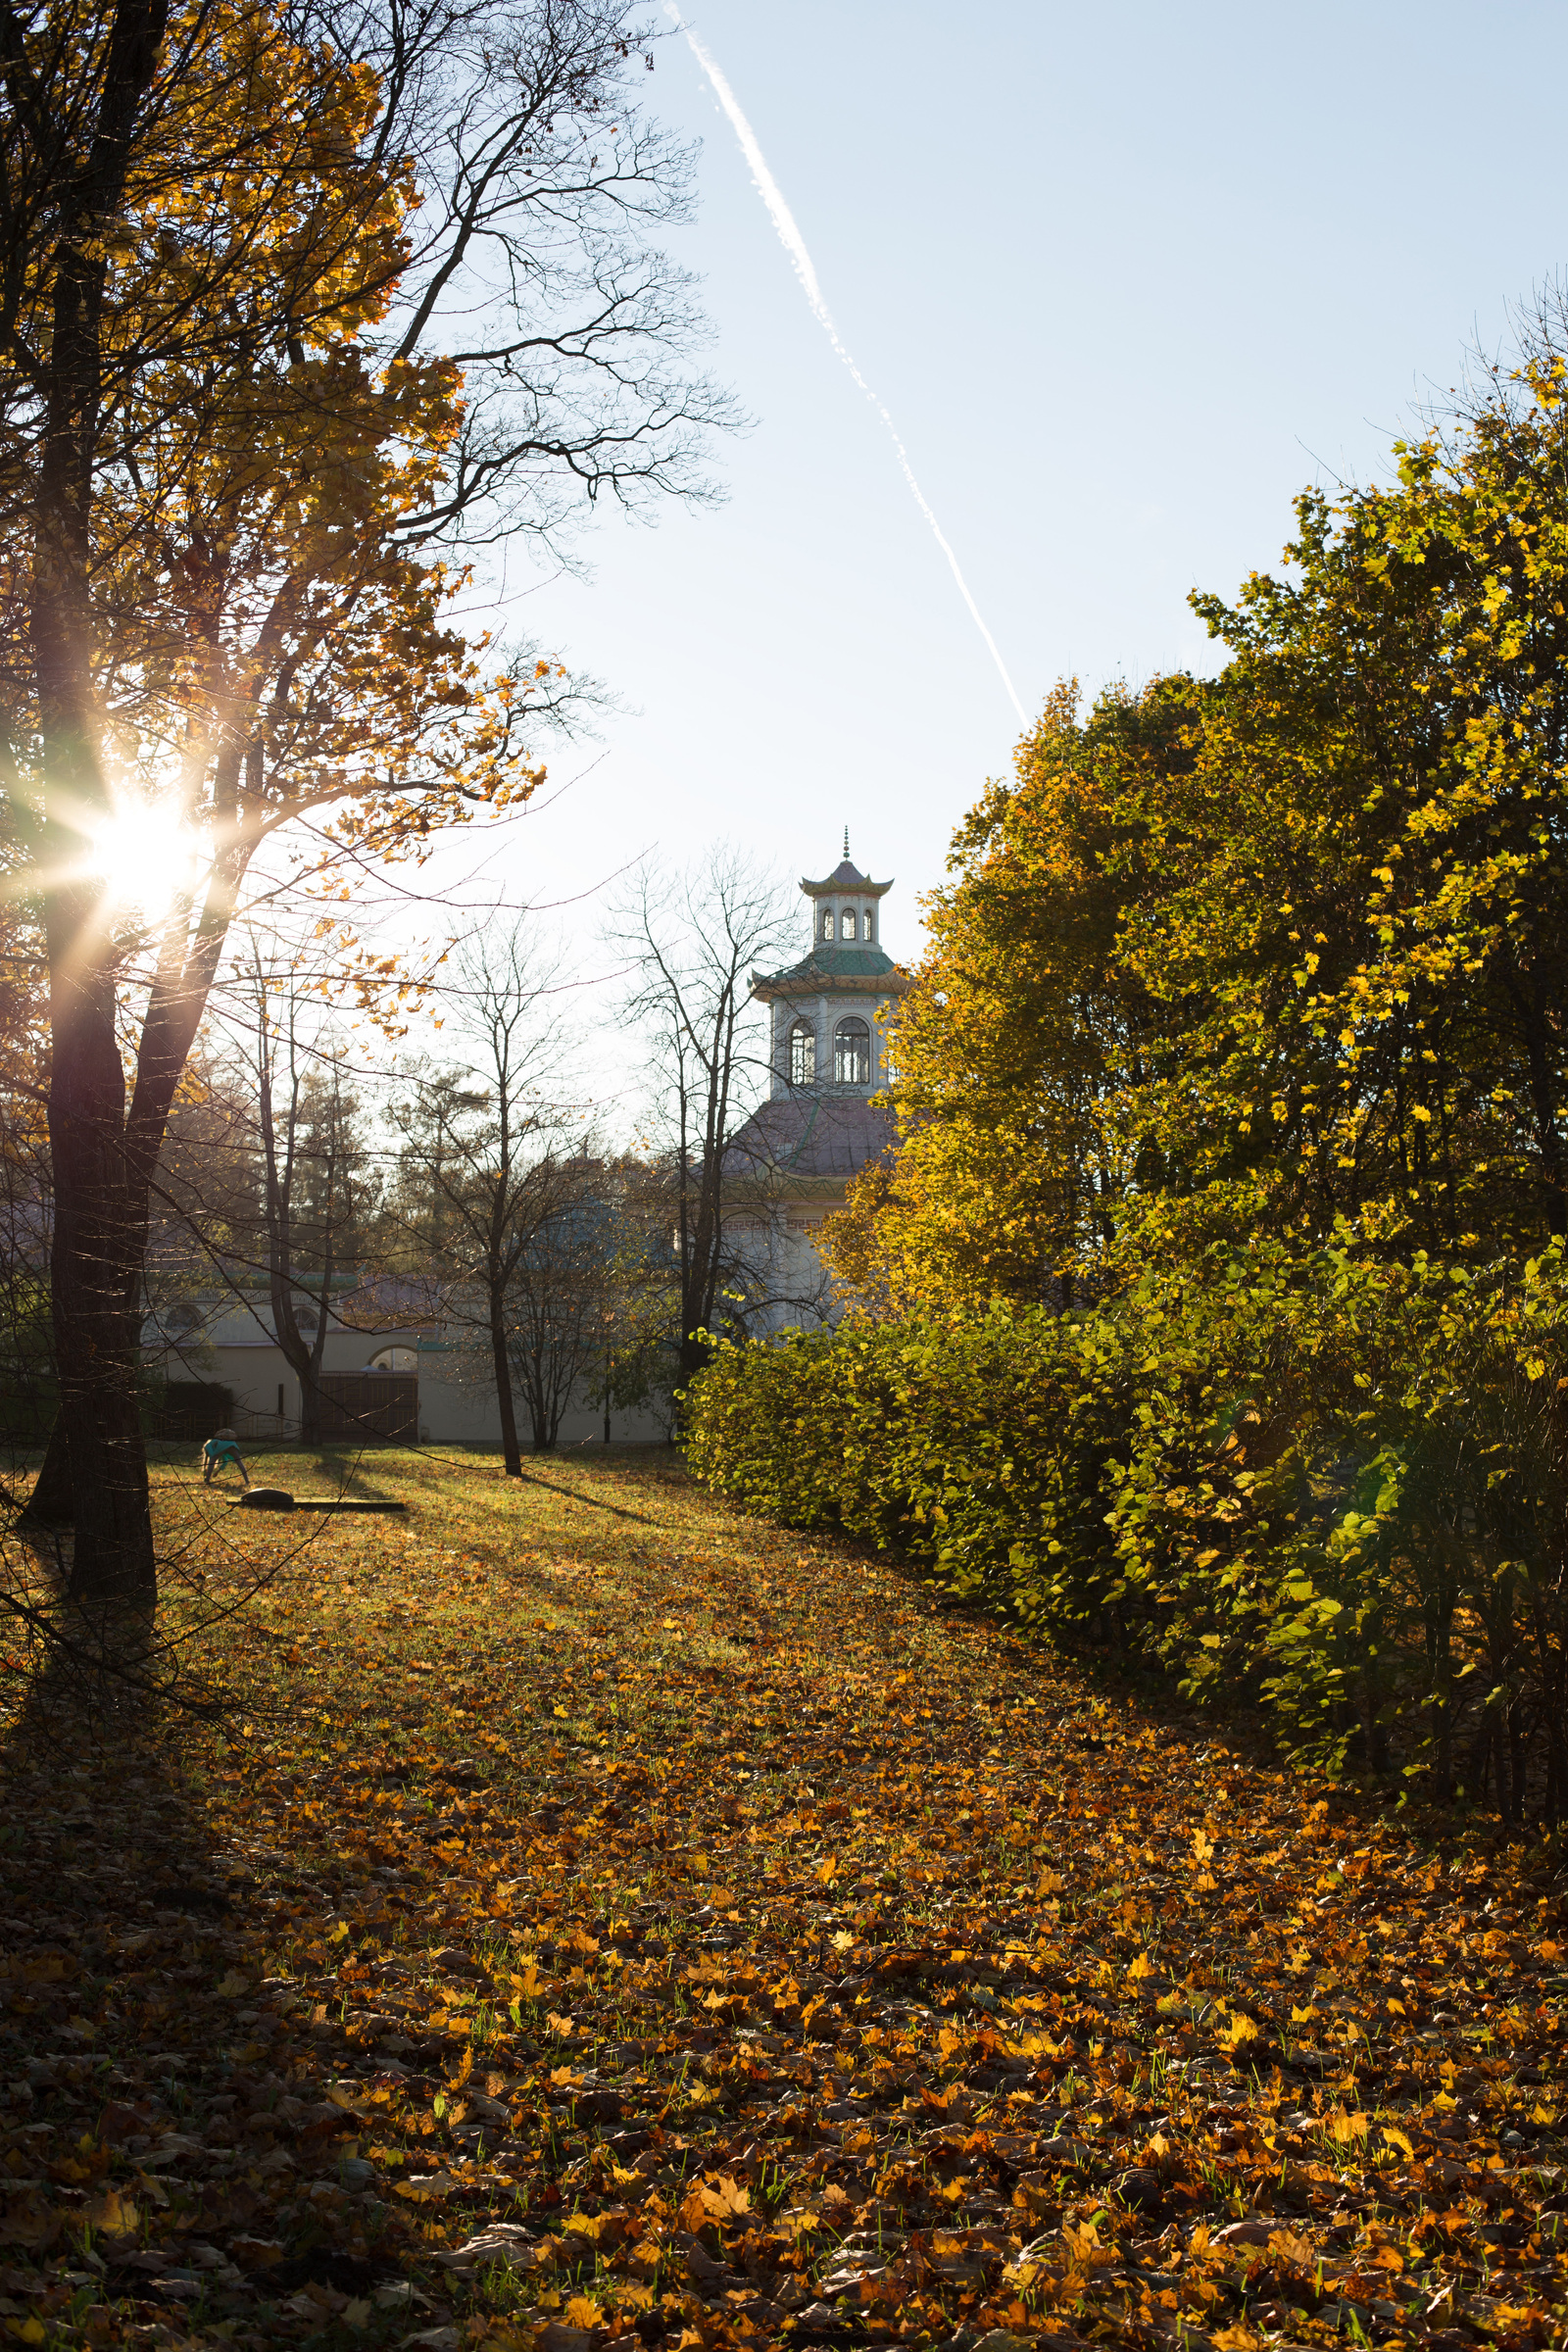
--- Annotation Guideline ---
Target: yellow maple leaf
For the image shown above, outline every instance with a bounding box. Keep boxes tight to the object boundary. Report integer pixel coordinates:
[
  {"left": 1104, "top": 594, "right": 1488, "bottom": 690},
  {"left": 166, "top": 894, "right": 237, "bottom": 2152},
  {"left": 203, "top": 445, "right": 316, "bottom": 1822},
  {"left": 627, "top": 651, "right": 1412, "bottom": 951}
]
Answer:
[
  {"left": 1061, "top": 2219, "right": 1101, "bottom": 2266},
  {"left": 85, "top": 2189, "right": 140, "bottom": 2240},
  {"left": 394, "top": 2172, "right": 457, "bottom": 2202},
  {"left": 702, "top": 2175, "right": 752, "bottom": 2220}
]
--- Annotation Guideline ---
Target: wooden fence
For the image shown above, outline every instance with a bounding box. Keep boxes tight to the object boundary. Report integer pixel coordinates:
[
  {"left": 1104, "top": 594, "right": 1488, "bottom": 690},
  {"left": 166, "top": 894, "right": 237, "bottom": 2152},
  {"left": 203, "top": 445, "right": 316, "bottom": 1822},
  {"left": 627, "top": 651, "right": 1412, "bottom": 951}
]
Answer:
[{"left": 316, "top": 1373, "right": 419, "bottom": 1443}]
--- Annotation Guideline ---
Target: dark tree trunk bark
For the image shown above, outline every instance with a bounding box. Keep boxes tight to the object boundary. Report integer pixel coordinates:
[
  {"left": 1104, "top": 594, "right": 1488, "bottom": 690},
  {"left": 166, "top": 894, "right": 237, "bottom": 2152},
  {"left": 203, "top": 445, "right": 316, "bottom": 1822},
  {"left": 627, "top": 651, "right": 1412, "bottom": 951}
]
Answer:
[
  {"left": 1508, "top": 1701, "right": 1529, "bottom": 1827},
  {"left": 45, "top": 937, "right": 156, "bottom": 1607},
  {"left": 1519, "top": 977, "right": 1568, "bottom": 1237},
  {"left": 33, "top": 0, "right": 172, "bottom": 1609},
  {"left": 489, "top": 1282, "right": 522, "bottom": 1478}
]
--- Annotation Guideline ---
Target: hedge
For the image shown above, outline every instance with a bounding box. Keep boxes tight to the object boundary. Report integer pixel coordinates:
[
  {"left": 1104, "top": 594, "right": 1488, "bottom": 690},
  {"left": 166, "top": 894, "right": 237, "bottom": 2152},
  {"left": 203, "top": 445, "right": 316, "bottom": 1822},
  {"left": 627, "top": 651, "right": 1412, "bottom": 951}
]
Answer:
[{"left": 685, "top": 1243, "right": 1568, "bottom": 1814}]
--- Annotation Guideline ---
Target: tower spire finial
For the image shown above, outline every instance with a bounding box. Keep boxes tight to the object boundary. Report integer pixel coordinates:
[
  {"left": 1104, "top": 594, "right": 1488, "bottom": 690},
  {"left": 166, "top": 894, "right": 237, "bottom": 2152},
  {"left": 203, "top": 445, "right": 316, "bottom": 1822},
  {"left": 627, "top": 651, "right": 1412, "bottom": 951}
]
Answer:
[{"left": 843, "top": 825, "right": 850, "bottom": 859}]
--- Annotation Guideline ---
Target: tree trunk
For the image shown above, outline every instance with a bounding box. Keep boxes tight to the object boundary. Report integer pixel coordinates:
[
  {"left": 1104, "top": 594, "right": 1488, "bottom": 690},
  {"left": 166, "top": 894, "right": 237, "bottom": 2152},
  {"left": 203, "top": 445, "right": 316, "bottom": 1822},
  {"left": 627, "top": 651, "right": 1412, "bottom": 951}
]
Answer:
[
  {"left": 32, "top": 0, "right": 174, "bottom": 1609},
  {"left": 46, "top": 950, "right": 156, "bottom": 1607},
  {"left": 490, "top": 1285, "right": 522, "bottom": 1478},
  {"left": 1508, "top": 1700, "right": 1530, "bottom": 1827}
]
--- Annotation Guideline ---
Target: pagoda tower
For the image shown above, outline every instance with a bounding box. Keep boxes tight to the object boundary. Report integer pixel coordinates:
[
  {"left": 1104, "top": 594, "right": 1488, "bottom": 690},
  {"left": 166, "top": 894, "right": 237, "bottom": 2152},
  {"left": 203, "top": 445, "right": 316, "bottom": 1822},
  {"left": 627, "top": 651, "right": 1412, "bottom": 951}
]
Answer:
[
  {"left": 751, "top": 831, "right": 910, "bottom": 1102},
  {"left": 726, "top": 834, "right": 910, "bottom": 1330}
]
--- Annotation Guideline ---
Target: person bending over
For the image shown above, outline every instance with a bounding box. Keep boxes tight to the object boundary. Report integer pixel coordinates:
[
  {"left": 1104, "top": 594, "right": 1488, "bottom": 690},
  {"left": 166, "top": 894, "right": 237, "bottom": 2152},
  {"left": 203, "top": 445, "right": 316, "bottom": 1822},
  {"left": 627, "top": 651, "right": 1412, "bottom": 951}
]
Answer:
[{"left": 201, "top": 1427, "right": 250, "bottom": 1488}]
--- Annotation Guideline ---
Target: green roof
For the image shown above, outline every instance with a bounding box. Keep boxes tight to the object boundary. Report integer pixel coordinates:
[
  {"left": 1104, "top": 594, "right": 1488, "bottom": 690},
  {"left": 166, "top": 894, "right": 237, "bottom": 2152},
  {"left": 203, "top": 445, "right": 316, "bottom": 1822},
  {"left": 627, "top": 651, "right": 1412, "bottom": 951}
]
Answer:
[{"left": 753, "top": 944, "right": 910, "bottom": 998}]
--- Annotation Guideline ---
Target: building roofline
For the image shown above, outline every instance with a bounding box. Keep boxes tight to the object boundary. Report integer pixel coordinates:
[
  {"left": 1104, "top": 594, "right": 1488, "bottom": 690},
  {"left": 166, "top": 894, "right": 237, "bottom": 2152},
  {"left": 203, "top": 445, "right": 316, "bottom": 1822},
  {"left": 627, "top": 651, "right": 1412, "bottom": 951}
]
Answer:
[
  {"left": 801, "top": 869, "right": 893, "bottom": 899},
  {"left": 752, "top": 961, "right": 911, "bottom": 1004}
]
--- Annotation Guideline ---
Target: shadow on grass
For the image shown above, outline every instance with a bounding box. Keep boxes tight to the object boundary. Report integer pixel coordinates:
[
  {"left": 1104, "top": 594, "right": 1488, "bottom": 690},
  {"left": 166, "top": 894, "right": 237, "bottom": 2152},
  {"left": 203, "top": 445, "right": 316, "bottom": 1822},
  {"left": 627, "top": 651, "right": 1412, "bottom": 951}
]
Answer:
[{"left": 0, "top": 1601, "right": 446, "bottom": 2333}]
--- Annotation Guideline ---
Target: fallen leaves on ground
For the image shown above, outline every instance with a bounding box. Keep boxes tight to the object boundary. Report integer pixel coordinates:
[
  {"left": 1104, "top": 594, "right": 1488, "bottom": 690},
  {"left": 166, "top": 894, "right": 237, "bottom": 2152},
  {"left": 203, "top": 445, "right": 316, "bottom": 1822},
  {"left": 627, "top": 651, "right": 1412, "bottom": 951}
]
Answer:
[{"left": 0, "top": 1445, "right": 1564, "bottom": 2352}]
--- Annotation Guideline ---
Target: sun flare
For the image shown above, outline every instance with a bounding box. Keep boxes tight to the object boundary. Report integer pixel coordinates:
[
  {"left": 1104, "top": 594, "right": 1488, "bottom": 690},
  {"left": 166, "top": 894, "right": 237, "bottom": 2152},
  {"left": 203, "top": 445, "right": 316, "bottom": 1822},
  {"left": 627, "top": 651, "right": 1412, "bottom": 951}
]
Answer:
[{"left": 90, "top": 802, "right": 195, "bottom": 922}]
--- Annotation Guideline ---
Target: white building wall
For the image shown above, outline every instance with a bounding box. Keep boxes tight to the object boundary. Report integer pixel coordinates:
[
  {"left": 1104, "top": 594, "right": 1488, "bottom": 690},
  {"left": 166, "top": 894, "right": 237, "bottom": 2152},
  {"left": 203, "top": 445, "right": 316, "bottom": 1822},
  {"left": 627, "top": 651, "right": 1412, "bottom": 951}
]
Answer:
[{"left": 153, "top": 1300, "right": 667, "bottom": 1447}]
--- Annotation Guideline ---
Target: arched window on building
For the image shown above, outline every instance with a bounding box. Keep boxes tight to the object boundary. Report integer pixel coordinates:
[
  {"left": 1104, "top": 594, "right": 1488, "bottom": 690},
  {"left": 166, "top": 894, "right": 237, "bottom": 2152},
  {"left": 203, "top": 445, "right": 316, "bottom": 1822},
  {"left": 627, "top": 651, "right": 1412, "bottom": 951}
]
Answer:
[
  {"left": 820, "top": 907, "right": 834, "bottom": 940},
  {"left": 789, "top": 1021, "right": 815, "bottom": 1087},
  {"left": 834, "top": 1016, "right": 870, "bottom": 1085},
  {"left": 840, "top": 908, "right": 858, "bottom": 939},
  {"left": 863, "top": 906, "right": 875, "bottom": 941},
  {"left": 368, "top": 1346, "right": 416, "bottom": 1373}
]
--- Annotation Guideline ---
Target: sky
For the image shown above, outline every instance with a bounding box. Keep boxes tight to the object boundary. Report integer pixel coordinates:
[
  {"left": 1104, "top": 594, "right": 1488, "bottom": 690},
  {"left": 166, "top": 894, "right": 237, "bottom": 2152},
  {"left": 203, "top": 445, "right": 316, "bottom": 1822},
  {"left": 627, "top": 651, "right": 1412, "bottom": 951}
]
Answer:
[{"left": 401, "top": 0, "right": 1568, "bottom": 1067}]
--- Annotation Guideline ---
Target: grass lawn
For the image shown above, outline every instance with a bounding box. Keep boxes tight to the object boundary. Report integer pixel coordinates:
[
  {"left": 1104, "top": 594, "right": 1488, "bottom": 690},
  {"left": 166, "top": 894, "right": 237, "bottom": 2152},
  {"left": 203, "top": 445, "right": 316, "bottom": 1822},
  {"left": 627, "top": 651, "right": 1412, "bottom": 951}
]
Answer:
[{"left": 0, "top": 1444, "right": 1563, "bottom": 2351}]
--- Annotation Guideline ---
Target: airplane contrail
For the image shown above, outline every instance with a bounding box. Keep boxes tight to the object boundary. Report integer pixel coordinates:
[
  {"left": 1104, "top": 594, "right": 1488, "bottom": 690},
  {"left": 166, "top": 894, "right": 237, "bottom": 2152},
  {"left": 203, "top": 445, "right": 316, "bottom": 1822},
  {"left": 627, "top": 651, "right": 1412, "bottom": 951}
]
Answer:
[{"left": 664, "top": 4, "right": 1028, "bottom": 726}]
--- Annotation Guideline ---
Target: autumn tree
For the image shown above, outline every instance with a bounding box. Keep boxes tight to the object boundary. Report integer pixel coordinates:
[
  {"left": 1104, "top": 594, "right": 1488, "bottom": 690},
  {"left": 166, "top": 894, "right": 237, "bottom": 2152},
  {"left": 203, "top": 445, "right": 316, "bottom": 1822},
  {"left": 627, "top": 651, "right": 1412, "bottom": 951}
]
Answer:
[
  {"left": 841, "top": 338, "right": 1568, "bottom": 1311},
  {"left": 387, "top": 920, "right": 579, "bottom": 1475},
  {"left": 224, "top": 949, "right": 380, "bottom": 1446},
  {"left": 1, "top": 0, "right": 734, "bottom": 1604},
  {"left": 501, "top": 1151, "right": 624, "bottom": 1452},
  {"left": 610, "top": 850, "right": 797, "bottom": 1390},
  {"left": 824, "top": 681, "right": 1179, "bottom": 1314}
]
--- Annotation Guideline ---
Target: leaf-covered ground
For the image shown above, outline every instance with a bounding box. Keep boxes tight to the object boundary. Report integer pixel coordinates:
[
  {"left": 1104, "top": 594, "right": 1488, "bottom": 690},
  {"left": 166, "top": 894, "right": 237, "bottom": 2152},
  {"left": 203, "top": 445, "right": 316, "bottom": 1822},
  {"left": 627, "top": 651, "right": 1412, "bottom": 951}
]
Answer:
[{"left": 1, "top": 1446, "right": 1564, "bottom": 2352}]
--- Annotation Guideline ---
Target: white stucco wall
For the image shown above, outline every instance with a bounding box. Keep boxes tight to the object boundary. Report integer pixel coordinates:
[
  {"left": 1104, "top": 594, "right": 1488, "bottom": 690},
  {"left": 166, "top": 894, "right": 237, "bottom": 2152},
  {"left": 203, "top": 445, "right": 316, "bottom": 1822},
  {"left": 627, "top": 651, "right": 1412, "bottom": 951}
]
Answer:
[{"left": 148, "top": 1297, "right": 667, "bottom": 1446}]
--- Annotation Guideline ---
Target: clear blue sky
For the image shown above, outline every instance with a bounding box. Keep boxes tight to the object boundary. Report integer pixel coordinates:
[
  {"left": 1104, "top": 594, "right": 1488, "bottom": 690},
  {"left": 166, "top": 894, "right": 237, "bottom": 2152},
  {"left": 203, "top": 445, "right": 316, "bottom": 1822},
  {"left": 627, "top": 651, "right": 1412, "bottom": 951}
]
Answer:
[{"left": 439, "top": 0, "right": 1568, "bottom": 1012}]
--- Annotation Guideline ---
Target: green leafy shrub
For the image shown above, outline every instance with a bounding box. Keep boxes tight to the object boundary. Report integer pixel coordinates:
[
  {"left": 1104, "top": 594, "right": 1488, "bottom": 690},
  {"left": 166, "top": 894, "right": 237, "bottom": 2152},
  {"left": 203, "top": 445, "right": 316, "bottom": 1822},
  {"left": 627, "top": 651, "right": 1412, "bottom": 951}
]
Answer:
[{"left": 687, "top": 1241, "right": 1568, "bottom": 1814}]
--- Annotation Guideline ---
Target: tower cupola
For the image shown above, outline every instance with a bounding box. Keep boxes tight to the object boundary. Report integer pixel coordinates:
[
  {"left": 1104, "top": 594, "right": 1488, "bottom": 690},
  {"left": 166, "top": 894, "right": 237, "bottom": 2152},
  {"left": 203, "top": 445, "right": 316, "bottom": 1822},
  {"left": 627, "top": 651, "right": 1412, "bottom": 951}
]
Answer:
[{"left": 752, "top": 830, "right": 909, "bottom": 1102}]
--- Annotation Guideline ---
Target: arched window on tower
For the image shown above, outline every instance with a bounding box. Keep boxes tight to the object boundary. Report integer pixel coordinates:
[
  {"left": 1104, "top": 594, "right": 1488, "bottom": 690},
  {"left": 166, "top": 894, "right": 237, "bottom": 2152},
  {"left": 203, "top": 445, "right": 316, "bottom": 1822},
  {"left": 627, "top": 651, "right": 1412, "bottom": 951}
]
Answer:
[
  {"left": 820, "top": 907, "right": 834, "bottom": 941},
  {"left": 834, "top": 1017, "right": 870, "bottom": 1085},
  {"left": 840, "top": 908, "right": 858, "bottom": 939},
  {"left": 789, "top": 1021, "right": 816, "bottom": 1087},
  {"left": 864, "top": 906, "right": 875, "bottom": 941}
]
